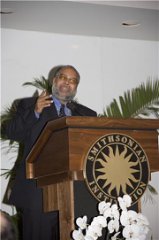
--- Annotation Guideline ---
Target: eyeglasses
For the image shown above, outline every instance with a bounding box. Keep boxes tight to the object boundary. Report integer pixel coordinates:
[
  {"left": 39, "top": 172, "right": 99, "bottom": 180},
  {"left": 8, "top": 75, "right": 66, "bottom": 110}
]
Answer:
[{"left": 56, "top": 74, "right": 78, "bottom": 85}]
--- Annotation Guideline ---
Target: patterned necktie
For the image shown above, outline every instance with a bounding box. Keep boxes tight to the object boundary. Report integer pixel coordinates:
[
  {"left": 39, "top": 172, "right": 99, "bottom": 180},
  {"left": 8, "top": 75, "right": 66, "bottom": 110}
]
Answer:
[{"left": 59, "top": 104, "right": 66, "bottom": 117}]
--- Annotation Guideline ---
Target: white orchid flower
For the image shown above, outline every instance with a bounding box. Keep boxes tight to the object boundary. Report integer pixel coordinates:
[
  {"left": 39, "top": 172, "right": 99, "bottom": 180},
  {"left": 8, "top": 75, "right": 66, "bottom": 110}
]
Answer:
[
  {"left": 103, "top": 207, "right": 112, "bottom": 219},
  {"left": 92, "top": 216, "right": 107, "bottom": 228},
  {"left": 103, "top": 204, "right": 120, "bottom": 220},
  {"left": 118, "top": 195, "right": 132, "bottom": 211},
  {"left": 107, "top": 219, "right": 120, "bottom": 233},
  {"left": 138, "top": 225, "right": 149, "bottom": 236},
  {"left": 84, "top": 236, "right": 96, "bottom": 240},
  {"left": 137, "top": 233, "right": 148, "bottom": 240},
  {"left": 137, "top": 213, "right": 149, "bottom": 226},
  {"left": 124, "top": 238, "right": 139, "bottom": 240},
  {"left": 122, "top": 224, "right": 140, "bottom": 239},
  {"left": 76, "top": 216, "right": 87, "bottom": 230},
  {"left": 72, "top": 195, "right": 149, "bottom": 240},
  {"left": 110, "top": 204, "right": 120, "bottom": 220},
  {"left": 90, "top": 223, "right": 103, "bottom": 237},
  {"left": 127, "top": 210, "right": 138, "bottom": 224},
  {"left": 120, "top": 210, "right": 138, "bottom": 226},
  {"left": 72, "top": 229, "right": 85, "bottom": 240},
  {"left": 86, "top": 225, "right": 102, "bottom": 239},
  {"left": 120, "top": 210, "right": 128, "bottom": 226},
  {"left": 111, "top": 204, "right": 118, "bottom": 211},
  {"left": 98, "top": 201, "right": 111, "bottom": 215}
]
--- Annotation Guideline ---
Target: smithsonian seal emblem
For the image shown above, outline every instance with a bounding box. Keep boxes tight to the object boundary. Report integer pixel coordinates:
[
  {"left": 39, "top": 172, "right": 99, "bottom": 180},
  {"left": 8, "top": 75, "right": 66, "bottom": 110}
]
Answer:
[{"left": 84, "top": 133, "right": 150, "bottom": 205}]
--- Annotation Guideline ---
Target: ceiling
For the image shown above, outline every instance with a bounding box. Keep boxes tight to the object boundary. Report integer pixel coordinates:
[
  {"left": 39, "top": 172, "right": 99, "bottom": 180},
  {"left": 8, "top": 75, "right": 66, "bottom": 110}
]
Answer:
[
  {"left": 1, "top": 1, "right": 159, "bottom": 41},
  {"left": 1, "top": 0, "right": 159, "bottom": 10},
  {"left": 81, "top": 1, "right": 159, "bottom": 10},
  {"left": 2, "top": 0, "right": 159, "bottom": 10}
]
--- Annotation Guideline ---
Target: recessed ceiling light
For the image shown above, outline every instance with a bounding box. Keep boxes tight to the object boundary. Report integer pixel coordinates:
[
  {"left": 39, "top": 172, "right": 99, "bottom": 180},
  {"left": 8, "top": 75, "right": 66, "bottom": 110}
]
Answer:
[
  {"left": 0, "top": 8, "right": 14, "bottom": 14},
  {"left": 71, "top": 44, "right": 80, "bottom": 49},
  {"left": 122, "top": 20, "right": 140, "bottom": 27}
]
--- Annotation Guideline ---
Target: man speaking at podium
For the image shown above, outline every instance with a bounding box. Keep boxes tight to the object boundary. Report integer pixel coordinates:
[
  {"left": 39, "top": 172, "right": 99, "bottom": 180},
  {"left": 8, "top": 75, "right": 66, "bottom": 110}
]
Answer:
[{"left": 4, "top": 65, "right": 97, "bottom": 240}]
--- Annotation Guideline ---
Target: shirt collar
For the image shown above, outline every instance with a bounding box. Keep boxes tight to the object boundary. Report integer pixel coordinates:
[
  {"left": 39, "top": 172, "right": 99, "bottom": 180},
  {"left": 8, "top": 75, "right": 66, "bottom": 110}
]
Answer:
[
  {"left": 53, "top": 96, "right": 61, "bottom": 111},
  {"left": 52, "top": 96, "right": 72, "bottom": 116}
]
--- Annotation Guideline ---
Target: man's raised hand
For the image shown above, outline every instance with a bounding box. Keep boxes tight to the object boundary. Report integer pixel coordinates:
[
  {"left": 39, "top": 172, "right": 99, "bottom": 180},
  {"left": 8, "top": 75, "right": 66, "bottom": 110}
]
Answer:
[{"left": 35, "top": 91, "right": 53, "bottom": 114}]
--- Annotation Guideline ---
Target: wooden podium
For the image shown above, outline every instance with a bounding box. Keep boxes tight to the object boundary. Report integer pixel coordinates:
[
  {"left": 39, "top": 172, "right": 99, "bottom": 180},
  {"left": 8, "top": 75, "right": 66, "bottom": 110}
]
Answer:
[{"left": 26, "top": 117, "right": 159, "bottom": 239}]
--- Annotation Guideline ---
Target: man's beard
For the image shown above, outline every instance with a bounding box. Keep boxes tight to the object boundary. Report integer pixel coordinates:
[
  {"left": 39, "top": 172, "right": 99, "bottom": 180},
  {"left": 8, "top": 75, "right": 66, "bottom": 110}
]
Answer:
[{"left": 52, "top": 84, "right": 76, "bottom": 102}]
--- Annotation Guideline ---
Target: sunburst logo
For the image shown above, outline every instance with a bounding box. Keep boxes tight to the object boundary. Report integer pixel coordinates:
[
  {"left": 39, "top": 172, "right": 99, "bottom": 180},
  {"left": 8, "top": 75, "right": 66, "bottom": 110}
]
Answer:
[{"left": 84, "top": 134, "right": 150, "bottom": 205}]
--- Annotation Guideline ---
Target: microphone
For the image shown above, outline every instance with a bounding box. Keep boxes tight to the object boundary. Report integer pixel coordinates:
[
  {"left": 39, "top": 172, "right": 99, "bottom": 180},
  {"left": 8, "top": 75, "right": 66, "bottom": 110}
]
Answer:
[{"left": 66, "top": 101, "right": 84, "bottom": 116}]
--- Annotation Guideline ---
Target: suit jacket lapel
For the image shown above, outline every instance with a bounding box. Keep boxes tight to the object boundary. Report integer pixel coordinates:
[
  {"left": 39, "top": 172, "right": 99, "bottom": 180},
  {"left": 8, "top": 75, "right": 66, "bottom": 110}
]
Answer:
[
  {"left": 41, "top": 102, "right": 59, "bottom": 122},
  {"left": 71, "top": 110, "right": 78, "bottom": 116}
]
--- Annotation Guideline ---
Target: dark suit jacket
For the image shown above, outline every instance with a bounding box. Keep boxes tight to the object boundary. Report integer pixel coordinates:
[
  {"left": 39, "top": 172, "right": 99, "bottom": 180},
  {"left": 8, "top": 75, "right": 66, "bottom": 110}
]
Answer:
[{"left": 5, "top": 97, "right": 97, "bottom": 210}]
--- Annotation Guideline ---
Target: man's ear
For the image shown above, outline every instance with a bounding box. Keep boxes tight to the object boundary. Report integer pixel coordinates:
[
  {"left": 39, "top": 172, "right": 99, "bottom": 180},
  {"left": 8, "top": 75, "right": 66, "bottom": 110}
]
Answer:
[{"left": 52, "top": 77, "right": 56, "bottom": 84}]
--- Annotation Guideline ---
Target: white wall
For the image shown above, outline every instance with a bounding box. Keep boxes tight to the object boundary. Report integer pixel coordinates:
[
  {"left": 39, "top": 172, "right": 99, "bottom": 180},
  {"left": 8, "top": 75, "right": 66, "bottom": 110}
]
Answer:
[
  {"left": 1, "top": 28, "right": 159, "bottom": 239},
  {"left": 141, "top": 172, "right": 159, "bottom": 240}
]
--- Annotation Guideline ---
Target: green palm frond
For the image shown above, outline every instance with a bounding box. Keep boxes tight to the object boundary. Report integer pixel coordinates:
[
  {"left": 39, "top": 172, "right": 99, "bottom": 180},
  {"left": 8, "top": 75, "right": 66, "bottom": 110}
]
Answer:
[
  {"left": 147, "top": 184, "right": 158, "bottom": 195},
  {"left": 0, "top": 100, "right": 21, "bottom": 140},
  {"left": 101, "top": 78, "right": 159, "bottom": 202},
  {"left": 23, "top": 76, "right": 52, "bottom": 94},
  {"left": 1, "top": 142, "right": 24, "bottom": 181},
  {"left": 102, "top": 79, "right": 159, "bottom": 118},
  {"left": 1, "top": 103, "right": 19, "bottom": 123}
]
